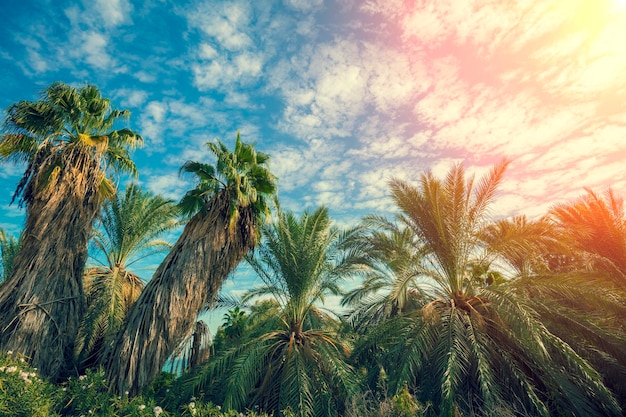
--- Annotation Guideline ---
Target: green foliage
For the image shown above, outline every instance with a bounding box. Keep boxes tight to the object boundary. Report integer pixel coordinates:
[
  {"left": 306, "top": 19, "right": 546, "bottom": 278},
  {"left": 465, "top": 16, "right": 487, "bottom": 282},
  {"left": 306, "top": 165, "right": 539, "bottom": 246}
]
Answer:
[
  {"left": 0, "top": 352, "right": 57, "bottom": 417},
  {"left": 349, "top": 161, "right": 622, "bottom": 416},
  {"left": 0, "top": 229, "right": 21, "bottom": 282},
  {"left": 178, "top": 133, "right": 277, "bottom": 232},
  {"left": 180, "top": 401, "right": 270, "bottom": 417},
  {"left": 77, "top": 183, "right": 179, "bottom": 368},
  {"left": 191, "top": 207, "right": 362, "bottom": 417},
  {"left": 0, "top": 363, "right": 271, "bottom": 417},
  {"left": 343, "top": 390, "right": 427, "bottom": 417},
  {"left": 57, "top": 368, "right": 162, "bottom": 417},
  {"left": 0, "top": 81, "right": 142, "bottom": 205},
  {"left": 391, "top": 386, "right": 422, "bottom": 417}
]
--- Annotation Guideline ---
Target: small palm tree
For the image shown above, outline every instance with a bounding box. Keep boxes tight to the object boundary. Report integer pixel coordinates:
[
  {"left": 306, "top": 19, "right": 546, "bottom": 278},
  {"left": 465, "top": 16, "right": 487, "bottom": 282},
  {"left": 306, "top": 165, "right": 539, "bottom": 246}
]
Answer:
[
  {"left": 222, "top": 307, "right": 248, "bottom": 339},
  {"left": 0, "top": 229, "right": 21, "bottom": 283},
  {"left": 0, "top": 82, "right": 142, "bottom": 379},
  {"left": 342, "top": 215, "right": 427, "bottom": 331},
  {"left": 352, "top": 161, "right": 621, "bottom": 416},
  {"left": 77, "top": 183, "right": 179, "bottom": 369},
  {"left": 192, "top": 207, "right": 361, "bottom": 417},
  {"left": 105, "top": 133, "right": 276, "bottom": 396}
]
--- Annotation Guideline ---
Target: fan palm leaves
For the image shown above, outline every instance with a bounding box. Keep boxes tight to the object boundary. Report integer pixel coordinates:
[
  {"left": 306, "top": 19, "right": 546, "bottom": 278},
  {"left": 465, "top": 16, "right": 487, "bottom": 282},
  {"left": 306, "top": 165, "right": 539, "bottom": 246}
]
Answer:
[
  {"left": 351, "top": 161, "right": 621, "bottom": 416},
  {"left": 192, "top": 207, "right": 361, "bottom": 417},
  {"left": 0, "top": 82, "right": 142, "bottom": 379},
  {"left": 105, "top": 133, "right": 276, "bottom": 396},
  {"left": 76, "top": 183, "right": 179, "bottom": 369}
]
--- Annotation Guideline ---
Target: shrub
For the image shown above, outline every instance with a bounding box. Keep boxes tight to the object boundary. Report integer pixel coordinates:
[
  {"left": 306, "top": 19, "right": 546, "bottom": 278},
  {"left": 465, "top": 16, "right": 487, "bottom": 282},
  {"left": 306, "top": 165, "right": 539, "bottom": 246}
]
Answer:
[
  {"left": 56, "top": 368, "right": 163, "bottom": 416},
  {"left": 0, "top": 351, "right": 58, "bottom": 417}
]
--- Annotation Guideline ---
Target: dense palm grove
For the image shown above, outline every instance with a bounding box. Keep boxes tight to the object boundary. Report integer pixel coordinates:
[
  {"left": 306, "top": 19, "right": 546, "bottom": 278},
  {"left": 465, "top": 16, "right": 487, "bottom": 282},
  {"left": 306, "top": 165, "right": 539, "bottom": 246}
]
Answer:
[{"left": 0, "top": 83, "right": 625, "bottom": 417}]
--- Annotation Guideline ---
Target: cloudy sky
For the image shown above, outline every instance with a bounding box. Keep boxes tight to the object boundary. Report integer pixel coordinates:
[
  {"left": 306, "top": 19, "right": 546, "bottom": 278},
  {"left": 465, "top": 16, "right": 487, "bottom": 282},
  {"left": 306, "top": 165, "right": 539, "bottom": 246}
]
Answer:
[{"left": 1, "top": 0, "right": 626, "bottom": 319}]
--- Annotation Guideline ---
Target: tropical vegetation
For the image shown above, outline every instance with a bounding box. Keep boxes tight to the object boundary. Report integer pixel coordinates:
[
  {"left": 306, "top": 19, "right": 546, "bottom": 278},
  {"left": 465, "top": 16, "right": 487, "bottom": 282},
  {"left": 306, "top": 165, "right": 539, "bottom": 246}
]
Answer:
[
  {"left": 0, "top": 82, "right": 142, "bottom": 380},
  {"left": 105, "top": 132, "right": 277, "bottom": 396},
  {"left": 190, "top": 207, "right": 361, "bottom": 417},
  {"left": 0, "top": 82, "right": 625, "bottom": 417},
  {"left": 77, "top": 183, "right": 179, "bottom": 370}
]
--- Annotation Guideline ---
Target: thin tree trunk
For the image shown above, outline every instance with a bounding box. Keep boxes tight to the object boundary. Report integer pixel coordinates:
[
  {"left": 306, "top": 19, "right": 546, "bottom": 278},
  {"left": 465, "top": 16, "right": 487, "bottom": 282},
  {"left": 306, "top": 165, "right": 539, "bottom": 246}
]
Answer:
[
  {"left": 189, "top": 320, "right": 210, "bottom": 370},
  {"left": 0, "top": 148, "right": 101, "bottom": 380},
  {"left": 105, "top": 195, "right": 256, "bottom": 395}
]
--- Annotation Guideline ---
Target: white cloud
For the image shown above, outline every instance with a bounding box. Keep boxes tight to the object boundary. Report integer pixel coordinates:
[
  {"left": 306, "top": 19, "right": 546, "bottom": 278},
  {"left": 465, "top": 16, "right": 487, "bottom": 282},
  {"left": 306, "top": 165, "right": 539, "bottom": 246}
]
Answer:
[
  {"left": 92, "top": 0, "right": 132, "bottom": 27},
  {"left": 282, "top": 0, "right": 323, "bottom": 12},
  {"left": 114, "top": 89, "right": 149, "bottom": 107},
  {"left": 187, "top": 0, "right": 254, "bottom": 51},
  {"left": 142, "top": 173, "right": 190, "bottom": 201},
  {"left": 192, "top": 50, "right": 265, "bottom": 90}
]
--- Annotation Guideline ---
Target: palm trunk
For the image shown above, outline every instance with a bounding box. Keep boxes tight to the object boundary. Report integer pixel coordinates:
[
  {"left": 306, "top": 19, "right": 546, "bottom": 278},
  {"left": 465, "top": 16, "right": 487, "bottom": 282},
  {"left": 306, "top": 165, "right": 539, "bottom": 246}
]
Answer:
[
  {"left": 105, "top": 194, "right": 256, "bottom": 395},
  {"left": 0, "top": 147, "right": 101, "bottom": 380},
  {"left": 189, "top": 320, "right": 211, "bottom": 370}
]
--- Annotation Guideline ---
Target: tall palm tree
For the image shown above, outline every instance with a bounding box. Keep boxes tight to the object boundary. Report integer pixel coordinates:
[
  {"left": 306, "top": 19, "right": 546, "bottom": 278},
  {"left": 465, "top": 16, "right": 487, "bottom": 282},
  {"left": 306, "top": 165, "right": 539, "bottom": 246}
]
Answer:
[
  {"left": 77, "top": 183, "right": 179, "bottom": 369},
  {"left": 105, "top": 133, "right": 276, "bottom": 396},
  {"left": 192, "top": 207, "right": 361, "bottom": 417},
  {"left": 0, "top": 82, "right": 142, "bottom": 379},
  {"left": 352, "top": 161, "right": 621, "bottom": 416}
]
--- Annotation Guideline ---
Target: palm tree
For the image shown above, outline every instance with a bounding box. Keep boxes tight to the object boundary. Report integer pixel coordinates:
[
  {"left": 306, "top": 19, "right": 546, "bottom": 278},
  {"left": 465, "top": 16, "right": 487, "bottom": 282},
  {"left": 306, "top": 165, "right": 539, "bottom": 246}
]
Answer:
[
  {"left": 105, "top": 133, "right": 276, "bottom": 396},
  {"left": 341, "top": 215, "right": 427, "bottom": 331},
  {"left": 0, "top": 229, "right": 21, "bottom": 283},
  {"left": 76, "top": 183, "right": 179, "bottom": 369},
  {"left": 221, "top": 307, "right": 248, "bottom": 339},
  {"left": 540, "top": 188, "right": 626, "bottom": 407},
  {"left": 191, "top": 207, "right": 361, "bottom": 417},
  {"left": 550, "top": 188, "right": 626, "bottom": 284},
  {"left": 0, "top": 82, "right": 142, "bottom": 379},
  {"left": 351, "top": 161, "right": 621, "bottom": 416}
]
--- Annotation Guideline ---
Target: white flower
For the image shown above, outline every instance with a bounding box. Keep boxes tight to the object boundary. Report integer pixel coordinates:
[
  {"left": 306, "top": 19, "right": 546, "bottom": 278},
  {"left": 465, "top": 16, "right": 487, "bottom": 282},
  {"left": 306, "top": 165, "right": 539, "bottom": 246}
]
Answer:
[
  {"left": 189, "top": 402, "right": 195, "bottom": 408},
  {"left": 216, "top": 405, "right": 221, "bottom": 410},
  {"left": 6, "top": 350, "right": 12, "bottom": 355},
  {"left": 138, "top": 404, "right": 146, "bottom": 411},
  {"left": 125, "top": 391, "right": 129, "bottom": 396},
  {"left": 79, "top": 375, "right": 87, "bottom": 380},
  {"left": 154, "top": 406, "right": 163, "bottom": 416},
  {"left": 6, "top": 366, "right": 17, "bottom": 373}
]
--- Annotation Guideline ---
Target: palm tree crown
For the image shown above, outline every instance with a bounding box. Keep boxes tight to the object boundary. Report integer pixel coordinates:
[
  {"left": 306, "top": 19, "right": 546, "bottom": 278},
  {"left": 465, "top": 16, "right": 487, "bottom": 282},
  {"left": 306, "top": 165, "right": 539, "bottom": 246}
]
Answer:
[
  {"left": 179, "top": 132, "right": 275, "bottom": 231},
  {"left": 78, "top": 183, "right": 179, "bottom": 368},
  {"left": 351, "top": 161, "right": 621, "bottom": 416},
  {"left": 193, "top": 207, "right": 360, "bottom": 417},
  {"left": 1, "top": 82, "right": 142, "bottom": 204}
]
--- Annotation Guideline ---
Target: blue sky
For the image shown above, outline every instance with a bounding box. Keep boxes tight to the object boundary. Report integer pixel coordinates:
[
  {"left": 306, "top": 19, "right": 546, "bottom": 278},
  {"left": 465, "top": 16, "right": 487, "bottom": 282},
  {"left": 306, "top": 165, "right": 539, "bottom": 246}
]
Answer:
[{"left": 2, "top": 0, "right": 626, "bottom": 324}]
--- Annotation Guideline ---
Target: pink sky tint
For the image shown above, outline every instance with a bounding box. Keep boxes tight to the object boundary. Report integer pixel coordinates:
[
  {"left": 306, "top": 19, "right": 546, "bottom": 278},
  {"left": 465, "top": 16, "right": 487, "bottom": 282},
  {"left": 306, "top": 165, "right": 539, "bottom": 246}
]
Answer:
[{"left": 360, "top": 0, "right": 626, "bottom": 218}]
